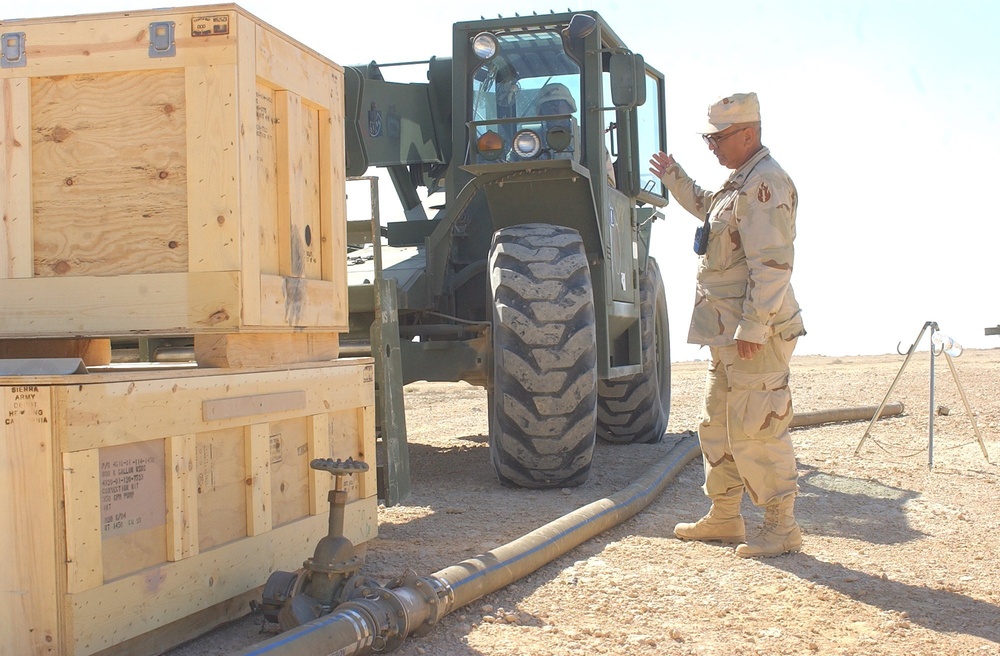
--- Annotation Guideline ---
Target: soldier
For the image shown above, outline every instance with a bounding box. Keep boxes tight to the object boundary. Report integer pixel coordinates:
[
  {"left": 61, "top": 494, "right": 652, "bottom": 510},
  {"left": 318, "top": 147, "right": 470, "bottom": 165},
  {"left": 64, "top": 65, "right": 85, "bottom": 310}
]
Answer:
[
  {"left": 535, "top": 82, "right": 577, "bottom": 117},
  {"left": 535, "top": 82, "right": 616, "bottom": 187},
  {"left": 649, "top": 92, "right": 806, "bottom": 557}
]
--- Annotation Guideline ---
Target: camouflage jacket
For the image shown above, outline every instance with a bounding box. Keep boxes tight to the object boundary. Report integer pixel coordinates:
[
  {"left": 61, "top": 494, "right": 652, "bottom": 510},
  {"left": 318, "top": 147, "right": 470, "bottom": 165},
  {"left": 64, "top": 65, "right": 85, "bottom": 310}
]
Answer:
[{"left": 661, "top": 147, "right": 805, "bottom": 347}]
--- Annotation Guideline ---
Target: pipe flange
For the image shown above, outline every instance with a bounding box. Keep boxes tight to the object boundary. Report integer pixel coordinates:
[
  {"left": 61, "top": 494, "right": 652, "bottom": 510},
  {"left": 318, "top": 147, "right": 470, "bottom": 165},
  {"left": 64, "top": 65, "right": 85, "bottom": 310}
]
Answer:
[
  {"left": 338, "top": 594, "right": 408, "bottom": 653},
  {"left": 304, "top": 553, "right": 365, "bottom": 577},
  {"left": 261, "top": 570, "right": 305, "bottom": 624},
  {"left": 390, "top": 570, "right": 453, "bottom": 637}
]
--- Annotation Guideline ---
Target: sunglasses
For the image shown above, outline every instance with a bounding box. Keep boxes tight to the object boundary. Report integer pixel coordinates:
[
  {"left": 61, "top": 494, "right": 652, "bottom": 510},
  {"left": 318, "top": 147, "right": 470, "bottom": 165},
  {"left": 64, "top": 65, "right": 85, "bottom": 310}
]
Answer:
[{"left": 702, "top": 127, "right": 747, "bottom": 147}]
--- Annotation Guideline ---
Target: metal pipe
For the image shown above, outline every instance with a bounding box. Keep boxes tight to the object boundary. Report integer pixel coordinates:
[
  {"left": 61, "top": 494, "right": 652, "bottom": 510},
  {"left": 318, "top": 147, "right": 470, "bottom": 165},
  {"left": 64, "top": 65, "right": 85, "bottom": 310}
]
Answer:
[
  {"left": 436, "top": 434, "right": 698, "bottom": 611},
  {"left": 153, "top": 346, "right": 196, "bottom": 363},
  {"left": 791, "top": 402, "right": 904, "bottom": 428},
  {"left": 230, "top": 434, "right": 701, "bottom": 656},
  {"left": 399, "top": 324, "right": 482, "bottom": 338},
  {"left": 339, "top": 342, "right": 374, "bottom": 358},
  {"left": 941, "top": 353, "right": 991, "bottom": 462},
  {"left": 231, "top": 402, "right": 892, "bottom": 656},
  {"left": 930, "top": 324, "right": 936, "bottom": 469}
]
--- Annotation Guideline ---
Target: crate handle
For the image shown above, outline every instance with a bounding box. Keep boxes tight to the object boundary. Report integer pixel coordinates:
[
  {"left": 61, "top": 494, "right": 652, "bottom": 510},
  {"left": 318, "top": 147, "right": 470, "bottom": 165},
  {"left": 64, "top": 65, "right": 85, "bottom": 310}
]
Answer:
[
  {"left": 148, "top": 22, "right": 176, "bottom": 58},
  {"left": 1, "top": 32, "right": 26, "bottom": 68}
]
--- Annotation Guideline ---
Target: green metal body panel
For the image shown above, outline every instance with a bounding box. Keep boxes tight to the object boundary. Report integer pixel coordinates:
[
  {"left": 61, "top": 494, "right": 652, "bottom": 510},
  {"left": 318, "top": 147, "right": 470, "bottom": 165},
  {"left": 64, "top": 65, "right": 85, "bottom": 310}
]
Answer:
[{"left": 342, "top": 12, "right": 669, "bottom": 500}]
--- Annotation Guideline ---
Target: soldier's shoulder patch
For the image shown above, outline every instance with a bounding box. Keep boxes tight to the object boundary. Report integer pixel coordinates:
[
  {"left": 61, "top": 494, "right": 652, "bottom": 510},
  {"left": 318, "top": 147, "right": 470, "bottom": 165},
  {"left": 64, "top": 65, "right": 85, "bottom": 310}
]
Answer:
[{"left": 756, "top": 181, "right": 772, "bottom": 203}]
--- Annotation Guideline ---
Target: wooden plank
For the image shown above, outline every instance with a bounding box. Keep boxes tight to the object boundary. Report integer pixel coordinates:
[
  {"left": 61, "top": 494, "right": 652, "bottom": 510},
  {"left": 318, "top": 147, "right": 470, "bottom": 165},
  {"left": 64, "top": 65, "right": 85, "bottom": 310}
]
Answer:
[
  {"left": 0, "top": 338, "right": 111, "bottom": 366},
  {"left": 68, "top": 505, "right": 375, "bottom": 655},
  {"left": 275, "top": 90, "right": 324, "bottom": 282},
  {"left": 307, "top": 413, "right": 327, "bottom": 515},
  {"left": 0, "top": 9, "right": 239, "bottom": 79},
  {"left": 1, "top": 385, "right": 60, "bottom": 654},
  {"left": 91, "top": 586, "right": 262, "bottom": 656},
  {"left": 269, "top": 417, "right": 310, "bottom": 527},
  {"left": 0, "top": 358, "right": 373, "bottom": 388},
  {"left": 342, "top": 493, "right": 378, "bottom": 546},
  {"left": 256, "top": 20, "right": 347, "bottom": 330},
  {"left": 0, "top": 77, "right": 34, "bottom": 280},
  {"left": 60, "top": 361, "right": 375, "bottom": 452},
  {"left": 186, "top": 64, "right": 241, "bottom": 274},
  {"left": 258, "top": 275, "right": 344, "bottom": 328},
  {"left": 321, "top": 77, "right": 348, "bottom": 304},
  {"left": 324, "top": 407, "right": 376, "bottom": 502},
  {"left": 63, "top": 450, "right": 104, "bottom": 594},
  {"left": 245, "top": 424, "right": 272, "bottom": 537},
  {"left": 255, "top": 83, "right": 280, "bottom": 277},
  {"left": 0, "top": 271, "right": 241, "bottom": 336},
  {"left": 274, "top": 89, "right": 295, "bottom": 281},
  {"left": 196, "top": 426, "right": 247, "bottom": 551},
  {"left": 299, "top": 97, "right": 324, "bottom": 283},
  {"left": 357, "top": 404, "right": 378, "bottom": 500},
  {"left": 166, "top": 434, "right": 199, "bottom": 562},
  {"left": 194, "top": 331, "right": 339, "bottom": 368},
  {"left": 30, "top": 70, "right": 188, "bottom": 278},
  {"left": 202, "top": 390, "right": 307, "bottom": 421},
  {"left": 237, "top": 15, "right": 263, "bottom": 327},
  {"left": 254, "top": 21, "right": 341, "bottom": 106}
]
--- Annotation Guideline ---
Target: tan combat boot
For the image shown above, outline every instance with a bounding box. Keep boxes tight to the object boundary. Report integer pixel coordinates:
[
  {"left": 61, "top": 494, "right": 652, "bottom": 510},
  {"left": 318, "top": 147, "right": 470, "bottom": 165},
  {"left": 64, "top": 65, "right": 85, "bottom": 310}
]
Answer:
[
  {"left": 674, "top": 488, "right": 745, "bottom": 543},
  {"left": 735, "top": 496, "right": 802, "bottom": 558}
]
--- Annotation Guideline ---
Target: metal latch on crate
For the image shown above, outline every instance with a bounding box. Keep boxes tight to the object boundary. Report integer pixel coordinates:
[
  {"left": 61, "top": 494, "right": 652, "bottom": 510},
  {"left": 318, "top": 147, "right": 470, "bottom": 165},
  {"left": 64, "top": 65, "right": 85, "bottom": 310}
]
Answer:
[
  {"left": 148, "top": 21, "right": 176, "bottom": 58},
  {"left": 1, "top": 32, "right": 26, "bottom": 68}
]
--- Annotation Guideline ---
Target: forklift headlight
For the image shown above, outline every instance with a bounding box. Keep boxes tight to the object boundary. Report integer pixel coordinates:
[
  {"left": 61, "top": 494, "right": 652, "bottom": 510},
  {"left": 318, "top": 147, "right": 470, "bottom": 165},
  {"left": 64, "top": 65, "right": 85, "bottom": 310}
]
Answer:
[
  {"left": 513, "top": 130, "right": 542, "bottom": 158},
  {"left": 546, "top": 124, "right": 572, "bottom": 152},
  {"left": 472, "top": 33, "right": 498, "bottom": 59},
  {"left": 477, "top": 130, "right": 505, "bottom": 161}
]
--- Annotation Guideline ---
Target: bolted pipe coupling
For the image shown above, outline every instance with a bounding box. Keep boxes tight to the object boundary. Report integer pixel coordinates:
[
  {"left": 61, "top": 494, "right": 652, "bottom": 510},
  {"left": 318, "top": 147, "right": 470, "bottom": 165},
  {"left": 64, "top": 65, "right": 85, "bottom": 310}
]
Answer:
[
  {"left": 322, "top": 571, "right": 452, "bottom": 653},
  {"left": 334, "top": 594, "right": 408, "bottom": 653},
  {"left": 385, "top": 570, "right": 454, "bottom": 637}
]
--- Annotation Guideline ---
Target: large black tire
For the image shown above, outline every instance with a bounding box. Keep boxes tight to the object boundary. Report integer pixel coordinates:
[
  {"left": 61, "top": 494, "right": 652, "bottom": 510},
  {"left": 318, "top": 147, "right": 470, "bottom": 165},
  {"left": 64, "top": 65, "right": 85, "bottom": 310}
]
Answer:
[
  {"left": 597, "top": 257, "right": 671, "bottom": 444},
  {"left": 488, "top": 224, "right": 597, "bottom": 488}
]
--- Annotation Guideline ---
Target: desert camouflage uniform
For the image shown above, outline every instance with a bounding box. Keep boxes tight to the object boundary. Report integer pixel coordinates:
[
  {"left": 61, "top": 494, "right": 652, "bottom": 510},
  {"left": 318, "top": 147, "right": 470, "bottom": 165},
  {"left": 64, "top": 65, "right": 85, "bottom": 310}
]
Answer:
[{"left": 661, "top": 147, "right": 805, "bottom": 506}]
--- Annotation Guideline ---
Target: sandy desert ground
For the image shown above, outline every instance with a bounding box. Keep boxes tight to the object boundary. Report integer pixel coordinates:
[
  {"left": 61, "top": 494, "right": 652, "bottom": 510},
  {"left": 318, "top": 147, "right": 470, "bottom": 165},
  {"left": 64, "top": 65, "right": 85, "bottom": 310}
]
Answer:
[{"left": 168, "top": 348, "right": 1000, "bottom": 656}]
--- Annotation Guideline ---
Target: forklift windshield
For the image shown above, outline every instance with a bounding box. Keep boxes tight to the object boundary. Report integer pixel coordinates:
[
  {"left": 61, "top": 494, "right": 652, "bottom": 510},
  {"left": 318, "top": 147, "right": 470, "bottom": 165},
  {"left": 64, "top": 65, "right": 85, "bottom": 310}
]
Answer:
[
  {"left": 469, "top": 29, "right": 582, "bottom": 163},
  {"left": 471, "top": 30, "right": 580, "bottom": 122}
]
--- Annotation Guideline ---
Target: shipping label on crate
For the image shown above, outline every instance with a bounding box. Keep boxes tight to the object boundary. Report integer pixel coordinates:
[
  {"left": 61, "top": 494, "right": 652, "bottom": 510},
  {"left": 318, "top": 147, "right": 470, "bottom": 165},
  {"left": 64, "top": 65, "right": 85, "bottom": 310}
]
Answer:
[
  {"left": 99, "top": 442, "right": 166, "bottom": 538},
  {"left": 4, "top": 385, "right": 49, "bottom": 426},
  {"left": 192, "top": 14, "right": 231, "bottom": 37}
]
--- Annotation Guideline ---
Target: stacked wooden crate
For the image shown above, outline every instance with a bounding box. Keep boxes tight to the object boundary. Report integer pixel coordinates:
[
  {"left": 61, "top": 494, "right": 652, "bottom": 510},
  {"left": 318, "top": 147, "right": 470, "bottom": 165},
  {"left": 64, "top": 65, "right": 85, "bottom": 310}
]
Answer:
[
  {"left": 0, "top": 5, "right": 376, "bottom": 655},
  {"left": 0, "top": 1, "right": 347, "bottom": 366}
]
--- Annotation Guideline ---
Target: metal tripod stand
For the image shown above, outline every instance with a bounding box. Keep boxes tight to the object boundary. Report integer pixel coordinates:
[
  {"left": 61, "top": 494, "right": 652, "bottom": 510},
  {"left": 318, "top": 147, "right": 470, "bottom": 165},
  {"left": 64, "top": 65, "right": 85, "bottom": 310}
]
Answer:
[{"left": 854, "top": 321, "right": 991, "bottom": 469}]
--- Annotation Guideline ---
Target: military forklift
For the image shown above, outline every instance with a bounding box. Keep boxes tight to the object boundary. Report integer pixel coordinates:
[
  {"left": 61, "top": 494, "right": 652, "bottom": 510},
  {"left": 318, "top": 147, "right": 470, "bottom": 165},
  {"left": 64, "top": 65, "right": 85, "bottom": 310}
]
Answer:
[{"left": 343, "top": 11, "right": 671, "bottom": 503}]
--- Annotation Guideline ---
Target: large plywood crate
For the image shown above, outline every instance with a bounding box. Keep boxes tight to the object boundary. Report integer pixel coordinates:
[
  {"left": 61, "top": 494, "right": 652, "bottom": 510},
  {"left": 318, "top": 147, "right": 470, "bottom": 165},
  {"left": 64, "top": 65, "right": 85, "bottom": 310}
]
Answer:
[
  {"left": 1, "top": 358, "right": 378, "bottom": 656},
  {"left": 0, "top": 4, "right": 348, "bottom": 342}
]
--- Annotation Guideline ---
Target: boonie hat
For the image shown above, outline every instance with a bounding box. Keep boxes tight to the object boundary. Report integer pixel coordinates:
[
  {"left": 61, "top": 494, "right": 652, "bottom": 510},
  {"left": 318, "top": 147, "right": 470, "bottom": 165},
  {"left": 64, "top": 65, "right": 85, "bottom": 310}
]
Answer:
[
  {"left": 536, "top": 83, "right": 577, "bottom": 113},
  {"left": 702, "top": 92, "right": 760, "bottom": 134}
]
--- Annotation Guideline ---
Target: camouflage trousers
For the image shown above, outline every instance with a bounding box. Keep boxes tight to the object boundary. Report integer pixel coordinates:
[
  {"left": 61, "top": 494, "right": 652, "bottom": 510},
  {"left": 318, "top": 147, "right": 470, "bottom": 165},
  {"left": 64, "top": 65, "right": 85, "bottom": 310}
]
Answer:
[{"left": 697, "top": 336, "right": 799, "bottom": 506}]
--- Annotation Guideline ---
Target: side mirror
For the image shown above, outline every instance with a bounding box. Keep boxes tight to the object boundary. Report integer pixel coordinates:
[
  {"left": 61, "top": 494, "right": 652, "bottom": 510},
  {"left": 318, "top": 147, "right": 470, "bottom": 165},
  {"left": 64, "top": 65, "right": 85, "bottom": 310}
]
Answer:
[{"left": 610, "top": 52, "right": 647, "bottom": 108}]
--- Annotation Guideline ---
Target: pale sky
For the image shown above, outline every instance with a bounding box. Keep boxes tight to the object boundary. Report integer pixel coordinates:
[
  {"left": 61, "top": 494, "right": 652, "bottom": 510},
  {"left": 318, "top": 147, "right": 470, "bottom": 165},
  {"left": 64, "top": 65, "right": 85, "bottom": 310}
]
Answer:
[{"left": 8, "top": 0, "right": 999, "bottom": 362}]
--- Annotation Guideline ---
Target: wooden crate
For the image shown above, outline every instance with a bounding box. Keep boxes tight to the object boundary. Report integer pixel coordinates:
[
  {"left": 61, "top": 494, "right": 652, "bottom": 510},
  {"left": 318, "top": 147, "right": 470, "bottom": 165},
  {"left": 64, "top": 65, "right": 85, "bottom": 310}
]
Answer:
[
  {"left": 1, "top": 358, "right": 378, "bottom": 656},
  {"left": 0, "top": 4, "right": 348, "bottom": 340}
]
